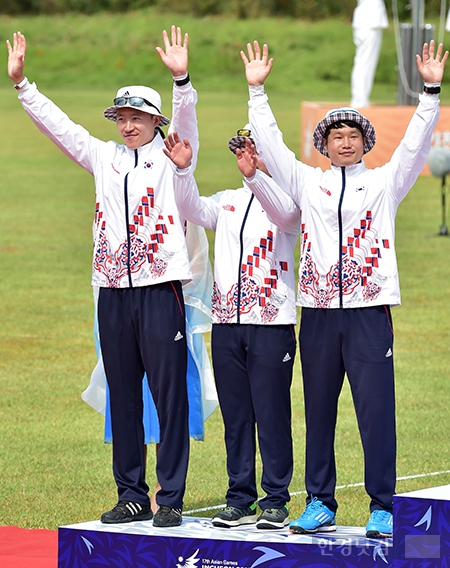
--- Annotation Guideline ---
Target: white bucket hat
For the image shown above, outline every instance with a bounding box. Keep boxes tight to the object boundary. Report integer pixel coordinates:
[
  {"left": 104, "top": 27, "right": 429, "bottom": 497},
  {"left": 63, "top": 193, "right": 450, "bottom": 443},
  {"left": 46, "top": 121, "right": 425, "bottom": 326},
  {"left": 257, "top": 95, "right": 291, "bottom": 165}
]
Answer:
[{"left": 104, "top": 85, "right": 170, "bottom": 126}]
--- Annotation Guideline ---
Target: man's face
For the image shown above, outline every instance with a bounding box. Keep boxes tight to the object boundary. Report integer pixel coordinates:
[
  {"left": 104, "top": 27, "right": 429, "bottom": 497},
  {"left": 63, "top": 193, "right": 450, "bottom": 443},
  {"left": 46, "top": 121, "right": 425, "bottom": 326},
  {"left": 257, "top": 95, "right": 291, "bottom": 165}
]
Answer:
[
  {"left": 116, "top": 108, "right": 160, "bottom": 149},
  {"left": 324, "top": 125, "right": 365, "bottom": 168}
]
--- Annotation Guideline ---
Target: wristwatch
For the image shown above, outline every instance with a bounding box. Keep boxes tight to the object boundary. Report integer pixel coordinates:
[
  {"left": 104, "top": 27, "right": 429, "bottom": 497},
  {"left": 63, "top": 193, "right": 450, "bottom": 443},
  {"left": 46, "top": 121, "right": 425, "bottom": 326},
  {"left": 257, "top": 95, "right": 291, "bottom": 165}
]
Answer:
[{"left": 14, "top": 77, "right": 28, "bottom": 91}]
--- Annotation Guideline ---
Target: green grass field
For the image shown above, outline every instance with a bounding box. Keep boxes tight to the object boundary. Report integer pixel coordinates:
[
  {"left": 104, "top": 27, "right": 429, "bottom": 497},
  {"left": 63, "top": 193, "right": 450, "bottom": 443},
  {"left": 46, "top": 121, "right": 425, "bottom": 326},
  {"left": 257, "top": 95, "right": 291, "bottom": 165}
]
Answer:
[{"left": 0, "top": 10, "right": 450, "bottom": 531}]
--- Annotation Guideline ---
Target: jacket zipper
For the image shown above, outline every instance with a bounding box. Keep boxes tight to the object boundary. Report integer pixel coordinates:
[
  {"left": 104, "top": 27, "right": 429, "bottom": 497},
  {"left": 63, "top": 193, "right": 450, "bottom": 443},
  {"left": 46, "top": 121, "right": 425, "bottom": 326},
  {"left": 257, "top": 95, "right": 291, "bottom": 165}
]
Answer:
[
  {"left": 338, "top": 167, "right": 346, "bottom": 308},
  {"left": 124, "top": 149, "right": 139, "bottom": 288},
  {"left": 236, "top": 194, "right": 255, "bottom": 323}
]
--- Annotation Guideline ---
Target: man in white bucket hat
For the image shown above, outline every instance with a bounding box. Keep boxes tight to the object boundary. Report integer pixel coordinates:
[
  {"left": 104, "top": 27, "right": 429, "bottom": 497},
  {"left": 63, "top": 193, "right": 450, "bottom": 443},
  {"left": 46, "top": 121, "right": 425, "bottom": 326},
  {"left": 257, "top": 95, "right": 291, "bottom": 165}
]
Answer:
[
  {"left": 240, "top": 40, "right": 448, "bottom": 538},
  {"left": 104, "top": 85, "right": 170, "bottom": 125},
  {"left": 7, "top": 26, "right": 198, "bottom": 528}
]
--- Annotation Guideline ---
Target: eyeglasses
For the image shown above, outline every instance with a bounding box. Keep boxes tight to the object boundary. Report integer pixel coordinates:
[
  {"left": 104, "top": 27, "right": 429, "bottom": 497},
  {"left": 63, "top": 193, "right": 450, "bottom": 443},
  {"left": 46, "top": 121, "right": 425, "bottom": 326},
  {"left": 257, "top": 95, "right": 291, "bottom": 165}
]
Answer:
[
  {"left": 236, "top": 128, "right": 251, "bottom": 137},
  {"left": 113, "top": 96, "right": 161, "bottom": 114}
]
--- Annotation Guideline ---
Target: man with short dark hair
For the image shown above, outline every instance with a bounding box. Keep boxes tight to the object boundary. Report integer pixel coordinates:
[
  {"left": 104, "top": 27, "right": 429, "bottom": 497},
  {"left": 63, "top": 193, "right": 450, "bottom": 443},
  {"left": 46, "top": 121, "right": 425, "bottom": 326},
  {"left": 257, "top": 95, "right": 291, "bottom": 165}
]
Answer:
[
  {"left": 7, "top": 26, "right": 198, "bottom": 528},
  {"left": 241, "top": 39, "right": 448, "bottom": 538},
  {"left": 164, "top": 127, "right": 300, "bottom": 530}
]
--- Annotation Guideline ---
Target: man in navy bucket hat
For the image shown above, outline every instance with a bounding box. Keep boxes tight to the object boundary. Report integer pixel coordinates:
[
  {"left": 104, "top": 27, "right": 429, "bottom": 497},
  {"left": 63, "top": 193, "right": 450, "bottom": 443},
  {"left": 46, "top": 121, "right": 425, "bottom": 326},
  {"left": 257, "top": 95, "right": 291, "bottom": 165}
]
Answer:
[
  {"left": 312, "top": 107, "right": 376, "bottom": 157},
  {"left": 240, "top": 39, "right": 448, "bottom": 538}
]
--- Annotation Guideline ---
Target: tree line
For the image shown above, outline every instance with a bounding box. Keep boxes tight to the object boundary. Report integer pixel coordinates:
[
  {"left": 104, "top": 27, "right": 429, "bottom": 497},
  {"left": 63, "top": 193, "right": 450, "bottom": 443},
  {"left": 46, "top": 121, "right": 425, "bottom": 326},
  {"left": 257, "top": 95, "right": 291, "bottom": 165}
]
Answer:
[{"left": 2, "top": 0, "right": 445, "bottom": 19}]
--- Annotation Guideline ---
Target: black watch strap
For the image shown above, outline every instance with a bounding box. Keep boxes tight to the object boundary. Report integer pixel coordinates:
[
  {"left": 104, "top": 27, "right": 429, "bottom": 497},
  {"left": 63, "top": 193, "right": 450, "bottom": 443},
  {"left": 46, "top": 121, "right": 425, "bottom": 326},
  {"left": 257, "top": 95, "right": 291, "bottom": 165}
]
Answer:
[
  {"left": 424, "top": 85, "right": 441, "bottom": 94},
  {"left": 174, "top": 74, "right": 190, "bottom": 87}
]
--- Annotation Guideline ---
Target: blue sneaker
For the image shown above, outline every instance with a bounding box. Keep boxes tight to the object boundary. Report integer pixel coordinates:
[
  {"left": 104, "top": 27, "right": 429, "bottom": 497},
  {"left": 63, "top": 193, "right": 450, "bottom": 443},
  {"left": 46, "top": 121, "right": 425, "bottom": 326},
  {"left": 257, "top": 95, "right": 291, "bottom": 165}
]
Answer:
[
  {"left": 289, "top": 498, "right": 336, "bottom": 534},
  {"left": 365, "top": 510, "right": 393, "bottom": 538}
]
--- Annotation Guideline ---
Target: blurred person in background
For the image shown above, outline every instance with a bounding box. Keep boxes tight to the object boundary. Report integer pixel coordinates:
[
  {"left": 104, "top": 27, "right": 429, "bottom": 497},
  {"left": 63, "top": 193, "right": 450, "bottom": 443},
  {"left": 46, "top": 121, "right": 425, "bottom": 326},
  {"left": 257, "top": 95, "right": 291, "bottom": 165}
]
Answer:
[{"left": 350, "top": 0, "right": 388, "bottom": 108}]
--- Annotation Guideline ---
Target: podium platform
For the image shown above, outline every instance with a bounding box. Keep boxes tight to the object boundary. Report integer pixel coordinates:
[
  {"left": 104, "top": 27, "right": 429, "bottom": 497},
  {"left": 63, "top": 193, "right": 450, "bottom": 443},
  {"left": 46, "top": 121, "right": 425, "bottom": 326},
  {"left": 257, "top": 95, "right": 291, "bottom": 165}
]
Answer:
[
  {"left": 392, "top": 484, "right": 450, "bottom": 567},
  {"left": 58, "top": 484, "right": 450, "bottom": 567},
  {"left": 58, "top": 517, "right": 392, "bottom": 567}
]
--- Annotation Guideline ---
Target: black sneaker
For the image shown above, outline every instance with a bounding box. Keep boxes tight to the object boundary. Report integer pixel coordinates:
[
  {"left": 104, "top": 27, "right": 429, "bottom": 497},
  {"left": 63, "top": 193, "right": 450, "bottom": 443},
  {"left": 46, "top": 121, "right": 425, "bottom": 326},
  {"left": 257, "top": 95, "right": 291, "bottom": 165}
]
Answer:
[
  {"left": 256, "top": 505, "right": 289, "bottom": 529},
  {"left": 153, "top": 505, "right": 182, "bottom": 527},
  {"left": 212, "top": 504, "right": 257, "bottom": 528},
  {"left": 101, "top": 501, "right": 153, "bottom": 524}
]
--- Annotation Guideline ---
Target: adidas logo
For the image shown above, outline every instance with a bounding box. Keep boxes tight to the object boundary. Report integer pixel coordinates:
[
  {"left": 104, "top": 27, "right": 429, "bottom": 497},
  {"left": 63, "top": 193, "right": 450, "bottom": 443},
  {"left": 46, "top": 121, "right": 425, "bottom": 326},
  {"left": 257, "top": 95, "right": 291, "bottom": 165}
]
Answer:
[
  {"left": 385, "top": 348, "right": 393, "bottom": 358},
  {"left": 126, "top": 502, "right": 143, "bottom": 515},
  {"left": 174, "top": 331, "right": 184, "bottom": 341},
  {"left": 282, "top": 352, "right": 291, "bottom": 363}
]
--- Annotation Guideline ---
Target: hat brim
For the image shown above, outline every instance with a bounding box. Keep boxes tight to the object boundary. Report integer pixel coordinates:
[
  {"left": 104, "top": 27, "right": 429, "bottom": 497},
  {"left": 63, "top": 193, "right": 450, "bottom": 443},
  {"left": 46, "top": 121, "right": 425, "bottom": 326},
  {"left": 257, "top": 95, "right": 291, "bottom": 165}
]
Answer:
[
  {"left": 313, "top": 111, "right": 375, "bottom": 157},
  {"left": 228, "top": 135, "right": 255, "bottom": 154},
  {"left": 104, "top": 105, "right": 170, "bottom": 126}
]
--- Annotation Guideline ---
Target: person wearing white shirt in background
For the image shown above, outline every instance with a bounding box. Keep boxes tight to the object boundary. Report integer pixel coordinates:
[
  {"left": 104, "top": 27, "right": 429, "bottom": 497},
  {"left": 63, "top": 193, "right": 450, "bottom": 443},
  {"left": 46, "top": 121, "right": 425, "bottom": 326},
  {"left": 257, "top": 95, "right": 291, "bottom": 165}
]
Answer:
[{"left": 351, "top": 0, "right": 389, "bottom": 108}]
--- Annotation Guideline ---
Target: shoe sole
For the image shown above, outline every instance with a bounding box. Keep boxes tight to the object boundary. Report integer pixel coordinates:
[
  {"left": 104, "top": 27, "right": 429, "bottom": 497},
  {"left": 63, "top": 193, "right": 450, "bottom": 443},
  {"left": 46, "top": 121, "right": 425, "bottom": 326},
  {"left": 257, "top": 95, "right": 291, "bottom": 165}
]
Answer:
[
  {"left": 290, "top": 522, "right": 337, "bottom": 534},
  {"left": 153, "top": 516, "right": 182, "bottom": 528},
  {"left": 366, "top": 530, "right": 392, "bottom": 538},
  {"left": 256, "top": 518, "right": 290, "bottom": 530},
  {"left": 212, "top": 515, "right": 257, "bottom": 528},
  {"left": 101, "top": 512, "right": 153, "bottom": 524}
]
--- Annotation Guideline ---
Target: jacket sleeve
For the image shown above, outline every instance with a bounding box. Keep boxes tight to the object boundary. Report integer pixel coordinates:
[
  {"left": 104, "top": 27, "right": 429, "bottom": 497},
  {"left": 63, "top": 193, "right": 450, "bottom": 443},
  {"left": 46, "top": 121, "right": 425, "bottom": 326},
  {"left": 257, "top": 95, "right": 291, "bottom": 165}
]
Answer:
[
  {"left": 173, "top": 168, "right": 220, "bottom": 231},
  {"left": 248, "top": 85, "right": 307, "bottom": 205},
  {"left": 169, "top": 81, "right": 199, "bottom": 172},
  {"left": 383, "top": 92, "right": 440, "bottom": 204},
  {"left": 244, "top": 170, "right": 301, "bottom": 236},
  {"left": 18, "top": 81, "right": 104, "bottom": 175}
]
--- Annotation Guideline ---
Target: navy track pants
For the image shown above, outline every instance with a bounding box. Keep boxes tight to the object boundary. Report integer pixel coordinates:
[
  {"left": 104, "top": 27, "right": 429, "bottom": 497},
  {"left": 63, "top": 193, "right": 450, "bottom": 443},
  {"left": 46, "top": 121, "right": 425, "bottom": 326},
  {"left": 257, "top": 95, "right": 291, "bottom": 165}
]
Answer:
[
  {"left": 300, "top": 305, "right": 396, "bottom": 513},
  {"left": 212, "top": 323, "right": 296, "bottom": 510},
  {"left": 98, "top": 282, "right": 189, "bottom": 509}
]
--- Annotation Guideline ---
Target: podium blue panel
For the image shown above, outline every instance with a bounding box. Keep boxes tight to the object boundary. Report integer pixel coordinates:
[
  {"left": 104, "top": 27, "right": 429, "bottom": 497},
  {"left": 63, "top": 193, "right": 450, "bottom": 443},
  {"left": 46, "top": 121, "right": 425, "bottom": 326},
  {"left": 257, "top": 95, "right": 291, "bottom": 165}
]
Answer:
[
  {"left": 392, "top": 484, "right": 450, "bottom": 568},
  {"left": 58, "top": 517, "right": 392, "bottom": 568}
]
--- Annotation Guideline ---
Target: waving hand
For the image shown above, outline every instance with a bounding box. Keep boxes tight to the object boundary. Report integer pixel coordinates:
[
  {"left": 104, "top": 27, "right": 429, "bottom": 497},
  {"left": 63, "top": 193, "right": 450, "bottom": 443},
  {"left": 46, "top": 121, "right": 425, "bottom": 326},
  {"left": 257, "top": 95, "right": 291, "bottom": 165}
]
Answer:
[
  {"left": 6, "top": 31, "right": 26, "bottom": 84},
  {"left": 156, "top": 25, "right": 188, "bottom": 77},
  {"left": 416, "top": 40, "right": 448, "bottom": 84},
  {"left": 240, "top": 41, "right": 273, "bottom": 86}
]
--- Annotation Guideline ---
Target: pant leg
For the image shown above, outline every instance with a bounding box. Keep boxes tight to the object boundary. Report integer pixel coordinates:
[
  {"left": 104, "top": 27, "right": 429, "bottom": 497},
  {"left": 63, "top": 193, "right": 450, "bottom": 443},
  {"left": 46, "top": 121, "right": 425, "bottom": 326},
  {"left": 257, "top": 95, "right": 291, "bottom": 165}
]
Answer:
[
  {"left": 247, "top": 325, "right": 296, "bottom": 509},
  {"left": 136, "top": 281, "right": 189, "bottom": 510},
  {"left": 211, "top": 324, "right": 258, "bottom": 508},
  {"left": 351, "top": 27, "right": 383, "bottom": 107},
  {"left": 343, "top": 306, "right": 396, "bottom": 513},
  {"left": 98, "top": 287, "right": 149, "bottom": 505},
  {"left": 300, "top": 308, "right": 346, "bottom": 512}
]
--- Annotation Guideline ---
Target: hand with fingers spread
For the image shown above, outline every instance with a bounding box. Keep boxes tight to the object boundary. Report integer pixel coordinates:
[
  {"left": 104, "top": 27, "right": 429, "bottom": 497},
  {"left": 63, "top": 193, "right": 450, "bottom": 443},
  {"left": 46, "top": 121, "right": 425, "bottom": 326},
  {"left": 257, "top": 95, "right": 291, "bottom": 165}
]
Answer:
[
  {"left": 416, "top": 40, "right": 449, "bottom": 84},
  {"left": 240, "top": 41, "right": 273, "bottom": 87},
  {"left": 6, "top": 31, "right": 26, "bottom": 84},
  {"left": 156, "top": 25, "right": 188, "bottom": 77},
  {"left": 236, "top": 138, "right": 258, "bottom": 178},
  {"left": 163, "top": 132, "right": 192, "bottom": 169}
]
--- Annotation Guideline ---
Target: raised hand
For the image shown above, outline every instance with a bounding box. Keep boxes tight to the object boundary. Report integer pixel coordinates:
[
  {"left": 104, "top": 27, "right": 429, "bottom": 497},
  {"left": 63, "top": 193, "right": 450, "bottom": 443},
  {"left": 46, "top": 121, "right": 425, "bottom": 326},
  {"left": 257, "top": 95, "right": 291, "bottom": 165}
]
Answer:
[
  {"left": 240, "top": 41, "right": 273, "bottom": 87},
  {"left": 6, "top": 31, "right": 26, "bottom": 84},
  {"left": 416, "top": 40, "right": 449, "bottom": 84},
  {"left": 236, "top": 138, "right": 258, "bottom": 178},
  {"left": 163, "top": 132, "right": 192, "bottom": 169},
  {"left": 156, "top": 25, "right": 188, "bottom": 77}
]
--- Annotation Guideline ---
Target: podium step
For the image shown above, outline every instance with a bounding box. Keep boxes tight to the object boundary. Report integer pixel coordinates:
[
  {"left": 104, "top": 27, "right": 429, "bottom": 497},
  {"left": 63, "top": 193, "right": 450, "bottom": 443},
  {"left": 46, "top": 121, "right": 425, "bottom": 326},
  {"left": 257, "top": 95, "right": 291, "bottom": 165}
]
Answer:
[{"left": 58, "top": 516, "right": 392, "bottom": 567}]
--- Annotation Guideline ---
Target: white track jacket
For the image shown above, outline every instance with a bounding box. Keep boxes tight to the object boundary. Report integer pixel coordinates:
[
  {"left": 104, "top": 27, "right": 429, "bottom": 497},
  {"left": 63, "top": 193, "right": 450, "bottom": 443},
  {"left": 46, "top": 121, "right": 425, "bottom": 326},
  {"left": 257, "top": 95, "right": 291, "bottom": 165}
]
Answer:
[
  {"left": 248, "top": 86, "right": 440, "bottom": 309},
  {"left": 174, "top": 169, "right": 300, "bottom": 325},
  {"left": 18, "top": 81, "right": 198, "bottom": 288}
]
